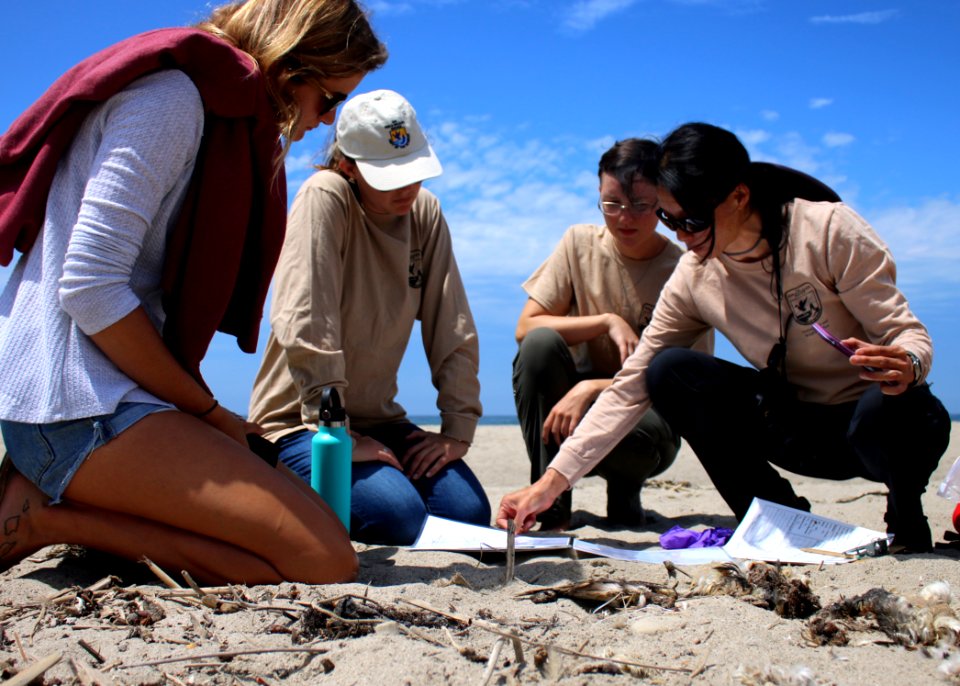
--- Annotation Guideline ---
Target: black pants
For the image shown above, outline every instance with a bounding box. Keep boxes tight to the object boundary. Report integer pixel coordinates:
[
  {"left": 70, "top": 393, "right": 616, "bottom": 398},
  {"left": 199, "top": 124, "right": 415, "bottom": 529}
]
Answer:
[
  {"left": 646, "top": 347, "right": 951, "bottom": 547},
  {"left": 512, "top": 328, "right": 680, "bottom": 520}
]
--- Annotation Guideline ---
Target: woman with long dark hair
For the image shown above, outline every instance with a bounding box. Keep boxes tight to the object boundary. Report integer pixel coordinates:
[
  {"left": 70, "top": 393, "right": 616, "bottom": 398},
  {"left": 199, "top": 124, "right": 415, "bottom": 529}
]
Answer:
[{"left": 498, "top": 122, "right": 950, "bottom": 552}]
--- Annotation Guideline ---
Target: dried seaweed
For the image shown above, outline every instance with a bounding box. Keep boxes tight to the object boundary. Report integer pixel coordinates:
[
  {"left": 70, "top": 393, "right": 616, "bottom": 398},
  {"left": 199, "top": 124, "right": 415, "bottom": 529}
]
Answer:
[
  {"left": 804, "top": 584, "right": 960, "bottom": 648},
  {"left": 687, "top": 561, "right": 821, "bottom": 619},
  {"left": 292, "top": 595, "right": 452, "bottom": 643},
  {"left": 515, "top": 578, "right": 678, "bottom": 610}
]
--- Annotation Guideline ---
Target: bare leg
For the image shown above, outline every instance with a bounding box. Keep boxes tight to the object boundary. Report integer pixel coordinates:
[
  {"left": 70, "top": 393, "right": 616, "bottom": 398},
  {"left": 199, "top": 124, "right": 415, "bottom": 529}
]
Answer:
[
  {"left": 1, "top": 467, "right": 279, "bottom": 583},
  {"left": 10, "top": 412, "right": 357, "bottom": 584}
]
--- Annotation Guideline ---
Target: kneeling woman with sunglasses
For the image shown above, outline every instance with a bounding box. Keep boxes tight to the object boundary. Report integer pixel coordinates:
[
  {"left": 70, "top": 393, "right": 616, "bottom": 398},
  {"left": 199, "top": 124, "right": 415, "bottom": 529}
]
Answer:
[
  {"left": 249, "top": 90, "right": 490, "bottom": 545},
  {"left": 497, "top": 122, "right": 950, "bottom": 552}
]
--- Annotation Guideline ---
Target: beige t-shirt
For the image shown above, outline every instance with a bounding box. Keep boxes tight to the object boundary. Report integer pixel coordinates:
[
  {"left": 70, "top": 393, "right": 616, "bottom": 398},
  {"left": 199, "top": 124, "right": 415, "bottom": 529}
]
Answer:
[
  {"left": 550, "top": 199, "right": 934, "bottom": 485},
  {"left": 524, "top": 224, "right": 693, "bottom": 377},
  {"left": 523, "top": 224, "right": 712, "bottom": 376},
  {"left": 248, "top": 171, "right": 481, "bottom": 443}
]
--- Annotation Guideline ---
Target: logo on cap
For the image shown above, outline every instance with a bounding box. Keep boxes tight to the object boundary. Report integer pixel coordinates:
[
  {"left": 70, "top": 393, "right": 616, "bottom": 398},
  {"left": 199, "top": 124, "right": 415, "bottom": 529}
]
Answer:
[{"left": 386, "top": 120, "right": 411, "bottom": 149}]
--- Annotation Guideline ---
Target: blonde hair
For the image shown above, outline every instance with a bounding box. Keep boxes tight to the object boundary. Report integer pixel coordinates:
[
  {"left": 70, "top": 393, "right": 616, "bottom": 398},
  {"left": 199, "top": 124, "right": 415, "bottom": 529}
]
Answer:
[{"left": 197, "top": 0, "right": 388, "bottom": 155}]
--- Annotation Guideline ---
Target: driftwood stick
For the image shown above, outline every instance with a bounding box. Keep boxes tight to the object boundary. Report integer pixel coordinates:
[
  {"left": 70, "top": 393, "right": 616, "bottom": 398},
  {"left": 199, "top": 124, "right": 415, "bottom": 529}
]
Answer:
[
  {"left": 140, "top": 556, "right": 182, "bottom": 589},
  {"left": 5, "top": 652, "right": 63, "bottom": 686},
  {"left": 510, "top": 635, "right": 525, "bottom": 665},
  {"left": 480, "top": 637, "right": 507, "bottom": 686},
  {"left": 180, "top": 570, "right": 205, "bottom": 598},
  {"left": 70, "top": 657, "right": 117, "bottom": 686},
  {"left": 504, "top": 520, "right": 516, "bottom": 584},
  {"left": 402, "top": 598, "right": 685, "bottom": 674},
  {"left": 157, "top": 586, "right": 235, "bottom": 598},
  {"left": 471, "top": 619, "right": 691, "bottom": 675},
  {"left": 115, "top": 646, "right": 329, "bottom": 670},
  {"left": 78, "top": 638, "right": 105, "bottom": 663},
  {"left": 397, "top": 623, "right": 448, "bottom": 647},
  {"left": 13, "top": 632, "right": 31, "bottom": 662},
  {"left": 306, "top": 602, "right": 382, "bottom": 626},
  {"left": 399, "top": 598, "right": 471, "bottom": 625}
]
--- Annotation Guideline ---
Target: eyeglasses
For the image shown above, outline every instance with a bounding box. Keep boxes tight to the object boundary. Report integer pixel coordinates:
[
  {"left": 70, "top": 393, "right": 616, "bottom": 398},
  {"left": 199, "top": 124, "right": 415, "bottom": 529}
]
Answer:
[
  {"left": 655, "top": 207, "right": 713, "bottom": 234},
  {"left": 319, "top": 87, "right": 348, "bottom": 116},
  {"left": 598, "top": 200, "right": 657, "bottom": 218}
]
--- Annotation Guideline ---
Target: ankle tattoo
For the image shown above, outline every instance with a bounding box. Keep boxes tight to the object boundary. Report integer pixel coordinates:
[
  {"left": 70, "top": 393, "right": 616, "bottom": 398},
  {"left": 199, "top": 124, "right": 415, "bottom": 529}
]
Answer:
[{"left": 0, "top": 498, "right": 29, "bottom": 559}]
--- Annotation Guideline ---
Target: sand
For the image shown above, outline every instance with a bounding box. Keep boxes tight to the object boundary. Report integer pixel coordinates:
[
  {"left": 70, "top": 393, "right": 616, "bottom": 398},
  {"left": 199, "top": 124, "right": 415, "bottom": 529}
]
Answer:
[{"left": 2, "top": 423, "right": 959, "bottom": 685}]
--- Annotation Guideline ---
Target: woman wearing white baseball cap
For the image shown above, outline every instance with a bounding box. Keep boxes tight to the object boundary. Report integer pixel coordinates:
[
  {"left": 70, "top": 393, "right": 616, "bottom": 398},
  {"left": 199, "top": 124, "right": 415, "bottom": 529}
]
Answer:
[{"left": 249, "top": 89, "right": 490, "bottom": 544}]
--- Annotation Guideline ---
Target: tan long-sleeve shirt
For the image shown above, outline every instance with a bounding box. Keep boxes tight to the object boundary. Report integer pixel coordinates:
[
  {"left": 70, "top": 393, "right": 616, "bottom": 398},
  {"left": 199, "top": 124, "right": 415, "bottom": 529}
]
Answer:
[
  {"left": 549, "top": 199, "right": 934, "bottom": 485},
  {"left": 248, "top": 171, "right": 481, "bottom": 443}
]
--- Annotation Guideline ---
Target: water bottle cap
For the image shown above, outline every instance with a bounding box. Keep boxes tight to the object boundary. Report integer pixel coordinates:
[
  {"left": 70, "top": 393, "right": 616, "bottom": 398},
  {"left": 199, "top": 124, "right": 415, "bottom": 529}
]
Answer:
[{"left": 319, "top": 387, "right": 347, "bottom": 425}]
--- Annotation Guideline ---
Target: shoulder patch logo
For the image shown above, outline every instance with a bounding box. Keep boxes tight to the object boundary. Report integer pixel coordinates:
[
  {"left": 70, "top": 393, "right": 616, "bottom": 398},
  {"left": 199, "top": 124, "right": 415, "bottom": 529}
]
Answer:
[
  {"left": 386, "top": 119, "right": 411, "bottom": 149},
  {"left": 638, "top": 303, "right": 655, "bottom": 331},
  {"left": 409, "top": 248, "right": 423, "bottom": 288},
  {"left": 784, "top": 283, "right": 823, "bottom": 325}
]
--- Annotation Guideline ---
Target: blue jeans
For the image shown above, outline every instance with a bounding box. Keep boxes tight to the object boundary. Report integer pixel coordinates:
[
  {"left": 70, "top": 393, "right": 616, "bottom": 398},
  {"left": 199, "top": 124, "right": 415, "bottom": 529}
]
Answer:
[{"left": 275, "top": 423, "right": 491, "bottom": 545}]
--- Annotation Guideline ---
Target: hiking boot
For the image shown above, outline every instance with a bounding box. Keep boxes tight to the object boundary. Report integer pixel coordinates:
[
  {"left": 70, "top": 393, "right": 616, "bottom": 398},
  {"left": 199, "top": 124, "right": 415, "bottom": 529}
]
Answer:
[{"left": 606, "top": 483, "right": 647, "bottom": 527}]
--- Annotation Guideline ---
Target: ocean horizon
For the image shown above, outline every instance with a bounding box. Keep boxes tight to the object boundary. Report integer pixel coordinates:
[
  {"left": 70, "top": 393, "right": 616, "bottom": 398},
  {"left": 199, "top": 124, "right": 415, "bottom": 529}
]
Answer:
[
  {"left": 409, "top": 414, "right": 519, "bottom": 426},
  {"left": 410, "top": 413, "right": 960, "bottom": 425}
]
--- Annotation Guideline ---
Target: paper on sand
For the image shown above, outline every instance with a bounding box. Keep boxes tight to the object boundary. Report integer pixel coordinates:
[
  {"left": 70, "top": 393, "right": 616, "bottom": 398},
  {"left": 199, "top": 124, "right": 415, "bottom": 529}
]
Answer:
[{"left": 411, "top": 498, "right": 890, "bottom": 566}]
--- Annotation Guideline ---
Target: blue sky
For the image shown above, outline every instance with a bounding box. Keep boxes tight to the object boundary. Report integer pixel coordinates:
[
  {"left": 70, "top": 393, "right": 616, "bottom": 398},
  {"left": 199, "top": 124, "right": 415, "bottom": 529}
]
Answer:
[{"left": 2, "top": 1, "right": 959, "bottom": 418}]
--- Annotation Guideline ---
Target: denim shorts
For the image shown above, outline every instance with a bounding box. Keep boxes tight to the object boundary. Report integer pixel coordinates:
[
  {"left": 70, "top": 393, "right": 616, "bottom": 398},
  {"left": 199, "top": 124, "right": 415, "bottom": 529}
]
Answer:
[{"left": 0, "top": 402, "right": 172, "bottom": 503}]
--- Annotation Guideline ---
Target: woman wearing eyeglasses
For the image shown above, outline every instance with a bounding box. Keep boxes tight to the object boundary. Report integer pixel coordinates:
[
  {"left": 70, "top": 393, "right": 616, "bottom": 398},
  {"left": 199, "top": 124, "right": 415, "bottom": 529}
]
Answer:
[
  {"left": 0, "top": 0, "right": 387, "bottom": 583},
  {"left": 498, "top": 122, "right": 950, "bottom": 553},
  {"left": 511, "top": 138, "right": 711, "bottom": 530},
  {"left": 248, "top": 90, "right": 490, "bottom": 546}
]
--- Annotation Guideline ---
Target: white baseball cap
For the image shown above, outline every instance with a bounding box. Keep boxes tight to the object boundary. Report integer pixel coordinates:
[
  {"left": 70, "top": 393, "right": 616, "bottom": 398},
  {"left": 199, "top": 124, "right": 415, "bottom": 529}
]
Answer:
[{"left": 335, "top": 89, "right": 442, "bottom": 191}]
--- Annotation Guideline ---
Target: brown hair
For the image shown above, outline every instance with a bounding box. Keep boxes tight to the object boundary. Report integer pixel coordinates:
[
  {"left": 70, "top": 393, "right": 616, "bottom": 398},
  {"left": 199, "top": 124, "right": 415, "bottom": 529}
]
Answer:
[{"left": 197, "top": 0, "right": 388, "bottom": 155}]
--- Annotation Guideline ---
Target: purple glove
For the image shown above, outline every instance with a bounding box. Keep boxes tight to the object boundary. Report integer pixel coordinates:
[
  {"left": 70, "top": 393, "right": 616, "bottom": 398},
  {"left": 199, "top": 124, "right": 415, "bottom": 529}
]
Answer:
[{"left": 659, "top": 525, "right": 734, "bottom": 549}]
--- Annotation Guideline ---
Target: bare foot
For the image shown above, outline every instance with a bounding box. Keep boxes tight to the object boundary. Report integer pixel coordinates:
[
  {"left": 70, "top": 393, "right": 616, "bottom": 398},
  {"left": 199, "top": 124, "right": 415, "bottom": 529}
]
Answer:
[{"left": 0, "top": 462, "right": 43, "bottom": 572}]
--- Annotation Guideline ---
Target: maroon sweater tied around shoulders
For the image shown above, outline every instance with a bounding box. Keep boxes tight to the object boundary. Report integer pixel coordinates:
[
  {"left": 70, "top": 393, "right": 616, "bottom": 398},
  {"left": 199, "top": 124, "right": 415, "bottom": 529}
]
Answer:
[{"left": 0, "top": 28, "right": 287, "bottom": 389}]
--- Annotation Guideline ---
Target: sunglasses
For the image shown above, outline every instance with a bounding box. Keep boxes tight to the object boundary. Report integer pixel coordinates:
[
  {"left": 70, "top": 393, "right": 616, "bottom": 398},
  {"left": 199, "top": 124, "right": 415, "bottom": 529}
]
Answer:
[
  {"left": 598, "top": 200, "right": 657, "bottom": 217},
  {"left": 319, "top": 87, "right": 348, "bottom": 116},
  {"left": 655, "top": 207, "right": 713, "bottom": 234}
]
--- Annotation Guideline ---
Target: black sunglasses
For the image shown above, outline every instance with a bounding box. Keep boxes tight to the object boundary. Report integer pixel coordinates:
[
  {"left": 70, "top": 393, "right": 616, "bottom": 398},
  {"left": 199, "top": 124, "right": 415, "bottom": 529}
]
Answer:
[
  {"left": 319, "top": 88, "right": 348, "bottom": 116},
  {"left": 655, "top": 207, "right": 713, "bottom": 234}
]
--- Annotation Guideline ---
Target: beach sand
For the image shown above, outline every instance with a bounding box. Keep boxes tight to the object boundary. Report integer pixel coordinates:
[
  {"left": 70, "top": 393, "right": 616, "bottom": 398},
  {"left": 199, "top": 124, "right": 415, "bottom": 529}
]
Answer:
[{"left": 1, "top": 423, "right": 959, "bottom": 684}]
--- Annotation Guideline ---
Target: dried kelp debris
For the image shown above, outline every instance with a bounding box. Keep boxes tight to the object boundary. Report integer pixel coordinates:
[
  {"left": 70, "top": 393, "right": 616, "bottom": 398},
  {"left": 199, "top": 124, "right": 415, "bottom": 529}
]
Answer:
[
  {"left": 290, "top": 595, "right": 453, "bottom": 643},
  {"left": 804, "top": 582, "right": 960, "bottom": 648},
  {"left": 515, "top": 578, "right": 678, "bottom": 610},
  {"left": 735, "top": 664, "right": 832, "bottom": 685},
  {"left": 686, "top": 561, "right": 821, "bottom": 619},
  {"left": 518, "top": 562, "right": 821, "bottom": 618},
  {"left": 744, "top": 562, "right": 821, "bottom": 619}
]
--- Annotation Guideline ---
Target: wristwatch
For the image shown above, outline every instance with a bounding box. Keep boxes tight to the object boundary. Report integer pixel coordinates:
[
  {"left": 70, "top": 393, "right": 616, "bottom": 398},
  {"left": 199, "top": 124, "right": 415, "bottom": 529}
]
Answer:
[{"left": 905, "top": 351, "right": 923, "bottom": 387}]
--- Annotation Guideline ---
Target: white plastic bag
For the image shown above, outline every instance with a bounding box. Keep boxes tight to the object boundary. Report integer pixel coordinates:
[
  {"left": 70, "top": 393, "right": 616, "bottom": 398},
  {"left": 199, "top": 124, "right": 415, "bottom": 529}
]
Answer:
[{"left": 937, "top": 456, "right": 960, "bottom": 502}]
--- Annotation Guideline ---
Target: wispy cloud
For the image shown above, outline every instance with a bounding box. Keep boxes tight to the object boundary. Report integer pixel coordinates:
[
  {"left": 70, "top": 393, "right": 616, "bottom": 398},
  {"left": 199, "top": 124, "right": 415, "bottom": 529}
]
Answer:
[
  {"left": 761, "top": 110, "right": 780, "bottom": 122},
  {"left": 561, "top": 0, "right": 639, "bottom": 33},
  {"left": 810, "top": 9, "right": 899, "bottom": 25},
  {"left": 427, "top": 120, "right": 601, "bottom": 280},
  {"left": 822, "top": 132, "right": 855, "bottom": 148},
  {"left": 737, "top": 128, "right": 772, "bottom": 147},
  {"left": 366, "top": 0, "right": 471, "bottom": 15},
  {"left": 809, "top": 97, "right": 833, "bottom": 109},
  {"left": 365, "top": 1, "right": 414, "bottom": 15},
  {"left": 870, "top": 196, "right": 960, "bottom": 306}
]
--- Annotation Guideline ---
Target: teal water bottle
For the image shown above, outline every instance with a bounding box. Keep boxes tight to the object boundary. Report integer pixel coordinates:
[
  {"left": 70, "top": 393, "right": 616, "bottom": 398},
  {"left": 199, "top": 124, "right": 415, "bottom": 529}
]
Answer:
[{"left": 311, "top": 387, "right": 351, "bottom": 531}]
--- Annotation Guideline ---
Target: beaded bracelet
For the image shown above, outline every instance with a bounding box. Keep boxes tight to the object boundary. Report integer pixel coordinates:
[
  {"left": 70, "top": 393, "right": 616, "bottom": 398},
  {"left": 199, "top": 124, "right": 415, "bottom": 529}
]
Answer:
[{"left": 194, "top": 399, "right": 219, "bottom": 418}]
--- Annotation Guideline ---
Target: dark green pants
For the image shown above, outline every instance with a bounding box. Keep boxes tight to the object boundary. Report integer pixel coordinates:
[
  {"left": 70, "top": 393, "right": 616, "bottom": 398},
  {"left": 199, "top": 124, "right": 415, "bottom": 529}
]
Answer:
[{"left": 512, "top": 327, "right": 680, "bottom": 522}]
